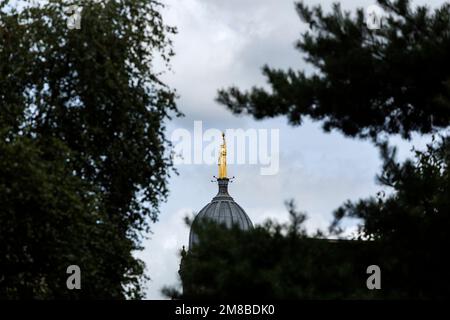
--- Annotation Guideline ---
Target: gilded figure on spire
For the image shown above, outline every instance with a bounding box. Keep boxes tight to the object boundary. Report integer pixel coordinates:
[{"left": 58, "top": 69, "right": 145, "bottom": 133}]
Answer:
[{"left": 218, "top": 132, "right": 227, "bottom": 179}]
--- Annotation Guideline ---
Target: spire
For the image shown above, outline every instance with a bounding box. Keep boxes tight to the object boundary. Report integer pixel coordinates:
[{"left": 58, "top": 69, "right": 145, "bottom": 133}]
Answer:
[{"left": 218, "top": 132, "right": 227, "bottom": 179}]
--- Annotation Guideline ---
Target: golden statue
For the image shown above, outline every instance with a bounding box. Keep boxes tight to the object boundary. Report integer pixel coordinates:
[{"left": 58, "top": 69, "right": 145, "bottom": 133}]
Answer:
[{"left": 218, "top": 132, "right": 227, "bottom": 179}]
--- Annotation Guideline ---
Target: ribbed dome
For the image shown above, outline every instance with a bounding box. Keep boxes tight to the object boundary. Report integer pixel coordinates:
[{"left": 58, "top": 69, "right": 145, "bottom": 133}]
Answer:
[{"left": 189, "top": 178, "right": 253, "bottom": 249}]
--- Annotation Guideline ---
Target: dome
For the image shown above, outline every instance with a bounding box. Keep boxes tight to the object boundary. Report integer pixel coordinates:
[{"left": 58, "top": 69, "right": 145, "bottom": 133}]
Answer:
[{"left": 189, "top": 178, "right": 253, "bottom": 249}]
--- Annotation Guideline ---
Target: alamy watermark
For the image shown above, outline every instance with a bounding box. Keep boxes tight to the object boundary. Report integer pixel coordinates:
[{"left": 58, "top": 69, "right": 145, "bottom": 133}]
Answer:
[
  {"left": 65, "top": 5, "right": 83, "bottom": 30},
  {"left": 66, "top": 265, "right": 81, "bottom": 290},
  {"left": 365, "top": 4, "right": 384, "bottom": 30},
  {"left": 366, "top": 265, "right": 381, "bottom": 290},
  {"left": 171, "top": 121, "right": 280, "bottom": 176}
]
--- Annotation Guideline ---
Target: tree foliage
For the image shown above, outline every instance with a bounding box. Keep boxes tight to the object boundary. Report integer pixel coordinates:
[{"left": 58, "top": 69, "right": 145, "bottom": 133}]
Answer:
[
  {"left": 330, "top": 136, "right": 450, "bottom": 298},
  {"left": 217, "top": 0, "right": 450, "bottom": 139},
  {"left": 0, "top": 0, "right": 178, "bottom": 298}
]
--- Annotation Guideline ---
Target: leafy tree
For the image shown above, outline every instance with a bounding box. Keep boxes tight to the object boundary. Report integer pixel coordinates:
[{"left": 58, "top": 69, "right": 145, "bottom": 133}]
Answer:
[
  {"left": 0, "top": 0, "right": 178, "bottom": 298},
  {"left": 217, "top": 0, "right": 450, "bottom": 139},
  {"left": 330, "top": 136, "right": 450, "bottom": 298},
  {"left": 0, "top": 136, "right": 137, "bottom": 299}
]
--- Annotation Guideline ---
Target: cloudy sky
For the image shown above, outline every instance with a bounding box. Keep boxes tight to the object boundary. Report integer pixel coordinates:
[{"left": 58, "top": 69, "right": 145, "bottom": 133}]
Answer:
[{"left": 138, "top": 0, "right": 444, "bottom": 299}]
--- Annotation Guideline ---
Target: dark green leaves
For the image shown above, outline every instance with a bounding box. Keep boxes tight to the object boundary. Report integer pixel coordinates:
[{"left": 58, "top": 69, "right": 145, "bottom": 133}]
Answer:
[
  {"left": 217, "top": 0, "right": 450, "bottom": 139},
  {"left": 0, "top": 0, "right": 178, "bottom": 298}
]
